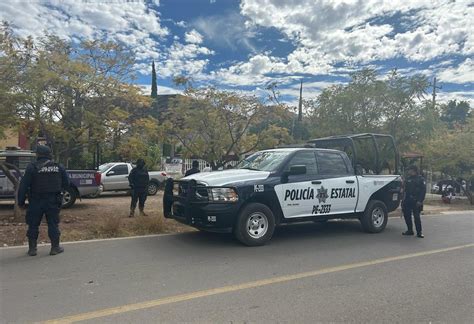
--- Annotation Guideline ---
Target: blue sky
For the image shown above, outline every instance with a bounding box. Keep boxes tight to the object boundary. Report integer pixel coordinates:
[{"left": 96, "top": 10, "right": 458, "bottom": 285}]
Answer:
[{"left": 1, "top": 0, "right": 473, "bottom": 106}]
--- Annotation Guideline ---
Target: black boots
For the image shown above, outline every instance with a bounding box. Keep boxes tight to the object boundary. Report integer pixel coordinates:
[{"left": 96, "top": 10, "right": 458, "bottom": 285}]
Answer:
[
  {"left": 139, "top": 207, "right": 147, "bottom": 216},
  {"left": 129, "top": 208, "right": 135, "bottom": 217},
  {"left": 50, "top": 238, "right": 64, "bottom": 255},
  {"left": 27, "top": 239, "right": 37, "bottom": 256},
  {"left": 402, "top": 230, "right": 414, "bottom": 236},
  {"left": 417, "top": 233, "right": 425, "bottom": 238}
]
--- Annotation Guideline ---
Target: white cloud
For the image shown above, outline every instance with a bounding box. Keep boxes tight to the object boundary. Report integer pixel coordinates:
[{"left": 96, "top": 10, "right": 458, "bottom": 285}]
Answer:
[
  {"left": 234, "top": 0, "right": 473, "bottom": 83},
  {"left": 438, "top": 59, "right": 474, "bottom": 84},
  {"left": 0, "top": 0, "right": 168, "bottom": 62},
  {"left": 184, "top": 29, "right": 204, "bottom": 44},
  {"left": 436, "top": 90, "right": 474, "bottom": 107}
]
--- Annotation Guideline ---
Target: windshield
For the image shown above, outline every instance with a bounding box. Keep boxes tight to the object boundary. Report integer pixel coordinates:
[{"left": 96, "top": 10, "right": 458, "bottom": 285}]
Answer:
[
  {"left": 98, "top": 163, "right": 115, "bottom": 173},
  {"left": 236, "top": 151, "right": 290, "bottom": 172}
]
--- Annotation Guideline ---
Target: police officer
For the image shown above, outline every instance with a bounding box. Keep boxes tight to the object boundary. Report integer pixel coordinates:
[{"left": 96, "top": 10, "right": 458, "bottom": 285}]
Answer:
[
  {"left": 18, "top": 145, "right": 69, "bottom": 256},
  {"left": 185, "top": 160, "right": 200, "bottom": 177},
  {"left": 128, "top": 158, "right": 149, "bottom": 217},
  {"left": 402, "top": 165, "right": 426, "bottom": 238}
]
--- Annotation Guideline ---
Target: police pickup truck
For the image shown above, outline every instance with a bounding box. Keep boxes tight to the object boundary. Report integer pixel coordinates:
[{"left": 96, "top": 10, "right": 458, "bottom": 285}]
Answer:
[
  {"left": 165, "top": 134, "right": 402, "bottom": 246},
  {"left": 0, "top": 147, "right": 100, "bottom": 208}
]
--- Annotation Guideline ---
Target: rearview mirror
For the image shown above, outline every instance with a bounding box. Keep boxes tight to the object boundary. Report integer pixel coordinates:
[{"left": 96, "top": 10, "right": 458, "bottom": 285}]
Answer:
[
  {"left": 106, "top": 170, "right": 115, "bottom": 176},
  {"left": 289, "top": 165, "right": 306, "bottom": 175}
]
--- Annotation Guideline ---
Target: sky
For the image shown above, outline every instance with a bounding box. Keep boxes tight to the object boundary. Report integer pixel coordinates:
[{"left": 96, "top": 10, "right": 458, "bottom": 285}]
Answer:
[{"left": 1, "top": 0, "right": 473, "bottom": 106}]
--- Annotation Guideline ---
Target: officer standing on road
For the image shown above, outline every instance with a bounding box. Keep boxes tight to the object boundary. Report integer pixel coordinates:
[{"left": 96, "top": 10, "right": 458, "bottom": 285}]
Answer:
[
  {"left": 128, "top": 159, "right": 149, "bottom": 217},
  {"left": 402, "top": 165, "right": 426, "bottom": 238},
  {"left": 185, "top": 160, "right": 200, "bottom": 177},
  {"left": 18, "top": 145, "right": 69, "bottom": 256}
]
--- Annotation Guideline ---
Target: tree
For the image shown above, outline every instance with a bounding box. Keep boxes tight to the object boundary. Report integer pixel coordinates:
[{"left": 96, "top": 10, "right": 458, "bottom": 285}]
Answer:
[
  {"left": 440, "top": 100, "right": 472, "bottom": 128},
  {"left": 0, "top": 24, "right": 154, "bottom": 169},
  {"left": 166, "top": 87, "right": 291, "bottom": 168},
  {"left": 424, "top": 116, "right": 474, "bottom": 203},
  {"left": 151, "top": 60, "right": 158, "bottom": 98}
]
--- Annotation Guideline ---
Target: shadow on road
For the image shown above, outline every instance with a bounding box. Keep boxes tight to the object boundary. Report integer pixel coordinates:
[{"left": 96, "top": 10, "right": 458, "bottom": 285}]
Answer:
[{"left": 145, "top": 220, "right": 368, "bottom": 250}]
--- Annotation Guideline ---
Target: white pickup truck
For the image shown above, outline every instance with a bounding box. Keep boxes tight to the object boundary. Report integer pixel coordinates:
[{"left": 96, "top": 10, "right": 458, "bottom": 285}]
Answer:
[{"left": 90, "top": 162, "right": 168, "bottom": 197}]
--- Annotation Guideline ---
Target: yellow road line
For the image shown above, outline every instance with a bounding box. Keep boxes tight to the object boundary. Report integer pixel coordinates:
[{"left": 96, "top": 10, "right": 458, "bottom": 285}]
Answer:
[{"left": 44, "top": 243, "right": 474, "bottom": 324}]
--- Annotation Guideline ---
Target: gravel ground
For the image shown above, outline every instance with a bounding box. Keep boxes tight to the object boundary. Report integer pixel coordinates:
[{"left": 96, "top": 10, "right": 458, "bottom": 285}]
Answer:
[{"left": 0, "top": 191, "right": 193, "bottom": 247}]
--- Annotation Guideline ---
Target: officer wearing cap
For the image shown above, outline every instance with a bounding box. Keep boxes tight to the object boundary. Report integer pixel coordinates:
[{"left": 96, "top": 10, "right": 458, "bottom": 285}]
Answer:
[
  {"left": 402, "top": 165, "right": 426, "bottom": 238},
  {"left": 18, "top": 145, "right": 69, "bottom": 256}
]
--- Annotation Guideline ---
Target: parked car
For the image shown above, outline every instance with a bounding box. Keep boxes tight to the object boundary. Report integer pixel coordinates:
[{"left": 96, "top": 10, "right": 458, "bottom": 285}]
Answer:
[
  {"left": 89, "top": 162, "right": 168, "bottom": 197},
  {"left": 0, "top": 147, "right": 100, "bottom": 208}
]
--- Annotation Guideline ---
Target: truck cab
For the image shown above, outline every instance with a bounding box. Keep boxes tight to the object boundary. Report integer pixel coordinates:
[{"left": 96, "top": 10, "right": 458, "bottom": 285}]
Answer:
[{"left": 165, "top": 136, "right": 402, "bottom": 246}]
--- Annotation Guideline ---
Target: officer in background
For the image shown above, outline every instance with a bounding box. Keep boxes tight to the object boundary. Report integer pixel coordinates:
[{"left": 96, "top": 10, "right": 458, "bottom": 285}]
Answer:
[
  {"left": 18, "top": 145, "right": 69, "bottom": 256},
  {"left": 402, "top": 165, "right": 426, "bottom": 238},
  {"left": 128, "top": 158, "right": 149, "bottom": 217},
  {"left": 185, "top": 160, "right": 200, "bottom": 177}
]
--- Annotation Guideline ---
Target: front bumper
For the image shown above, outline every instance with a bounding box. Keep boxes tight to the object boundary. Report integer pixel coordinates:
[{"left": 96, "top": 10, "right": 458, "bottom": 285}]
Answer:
[
  {"left": 171, "top": 199, "right": 239, "bottom": 233},
  {"left": 163, "top": 179, "right": 241, "bottom": 232}
]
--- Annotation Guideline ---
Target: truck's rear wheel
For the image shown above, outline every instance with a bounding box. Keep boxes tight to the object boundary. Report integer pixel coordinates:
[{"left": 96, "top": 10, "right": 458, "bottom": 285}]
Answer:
[
  {"left": 234, "top": 203, "right": 275, "bottom": 246},
  {"left": 360, "top": 200, "right": 388, "bottom": 233},
  {"left": 62, "top": 187, "right": 77, "bottom": 209}
]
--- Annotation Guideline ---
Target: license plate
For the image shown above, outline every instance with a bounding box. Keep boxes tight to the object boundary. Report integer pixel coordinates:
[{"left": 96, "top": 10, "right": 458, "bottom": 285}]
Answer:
[{"left": 392, "top": 193, "right": 398, "bottom": 201}]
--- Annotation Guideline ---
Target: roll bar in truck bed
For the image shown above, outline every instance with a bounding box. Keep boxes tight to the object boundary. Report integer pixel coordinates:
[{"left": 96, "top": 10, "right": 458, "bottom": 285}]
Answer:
[{"left": 307, "top": 133, "right": 399, "bottom": 175}]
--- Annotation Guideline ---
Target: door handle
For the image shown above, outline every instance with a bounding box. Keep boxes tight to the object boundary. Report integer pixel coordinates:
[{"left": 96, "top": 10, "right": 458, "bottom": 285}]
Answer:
[
  {"left": 311, "top": 180, "right": 322, "bottom": 185},
  {"left": 346, "top": 180, "right": 355, "bottom": 184}
]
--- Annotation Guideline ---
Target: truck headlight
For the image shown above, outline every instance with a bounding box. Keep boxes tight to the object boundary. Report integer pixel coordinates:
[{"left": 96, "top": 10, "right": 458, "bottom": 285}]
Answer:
[
  {"left": 172, "top": 182, "right": 180, "bottom": 196},
  {"left": 208, "top": 188, "right": 238, "bottom": 202}
]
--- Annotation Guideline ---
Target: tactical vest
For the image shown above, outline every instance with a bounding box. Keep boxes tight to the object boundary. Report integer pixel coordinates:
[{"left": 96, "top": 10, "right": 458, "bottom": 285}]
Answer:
[
  {"left": 31, "top": 160, "right": 62, "bottom": 194},
  {"left": 132, "top": 168, "right": 150, "bottom": 190}
]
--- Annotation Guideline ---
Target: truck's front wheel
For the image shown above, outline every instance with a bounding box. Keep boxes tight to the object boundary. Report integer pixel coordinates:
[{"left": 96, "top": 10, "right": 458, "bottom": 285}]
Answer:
[
  {"left": 360, "top": 200, "right": 388, "bottom": 233},
  {"left": 234, "top": 203, "right": 275, "bottom": 246}
]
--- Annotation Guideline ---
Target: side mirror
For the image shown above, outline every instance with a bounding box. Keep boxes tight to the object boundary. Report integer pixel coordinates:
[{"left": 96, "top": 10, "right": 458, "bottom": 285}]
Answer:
[
  {"left": 289, "top": 165, "right": 306, "bottom": 176},
  {"left": 106, "top": 170, "right": 115, "bottom": 176}
]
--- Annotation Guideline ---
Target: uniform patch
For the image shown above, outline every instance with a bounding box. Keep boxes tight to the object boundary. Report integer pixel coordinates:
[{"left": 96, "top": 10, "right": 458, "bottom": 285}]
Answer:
[
  {"left": 254, "top": 184, "right": 264, "bottom": 192},
  {"left": 38, "top": 166, "right": 59, "bottom": 173}
]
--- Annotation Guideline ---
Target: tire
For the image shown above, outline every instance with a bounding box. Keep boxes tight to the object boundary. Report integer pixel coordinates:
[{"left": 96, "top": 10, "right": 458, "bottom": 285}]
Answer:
[
  {"left": 147, "top": 181, "right": 159, "bottom": 196},
  {"left": 62, "top": 187, "right": 77, "bottom": 209},
  {"left": 360, "top": 200, "right": 388, "bottom": 233},
  {"left": 234, "top": 203, "right": 275, "bottom": 246}
]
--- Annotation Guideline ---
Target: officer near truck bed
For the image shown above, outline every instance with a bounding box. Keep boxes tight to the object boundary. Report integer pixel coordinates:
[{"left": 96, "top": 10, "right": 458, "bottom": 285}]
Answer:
[
  {"left": 402, "top": 165, "right": 426, "bottom": 238},
  {"left": 18, "top": 145, "right": 69, "bottom": 256}
]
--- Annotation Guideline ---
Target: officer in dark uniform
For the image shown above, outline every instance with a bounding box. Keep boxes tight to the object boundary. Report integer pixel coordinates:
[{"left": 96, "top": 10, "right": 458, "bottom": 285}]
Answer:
[
  {"left": 18, "top": 145, "right": 69, "bottom": 256},
  {"left": 128, "top": 159, "right": 150, "bottom": 217},
  {"left": 185, "top": 160, "right": 200, "bottom": 177},
  {"left": 402, "top": 165, "right": 426, "bottom": 238}
]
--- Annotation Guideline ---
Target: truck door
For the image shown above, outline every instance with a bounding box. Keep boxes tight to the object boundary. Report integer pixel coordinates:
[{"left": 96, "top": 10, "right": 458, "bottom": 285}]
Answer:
[
  {"left": 315, "top": 151, "right": 358, "bottom": 215},
  {"left": 104, "top": 164, "right": 129, "bottom": 190},
  {"left": 275, "top": 151, "right": 320, "bottom": 219}
]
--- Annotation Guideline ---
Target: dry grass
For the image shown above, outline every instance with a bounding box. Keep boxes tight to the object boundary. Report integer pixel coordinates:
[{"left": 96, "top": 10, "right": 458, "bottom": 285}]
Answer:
[
  {"left": 90, "top": 215, "right": 124, "bottom": 238},
  {"left": 129, "top": 215, "right": 165, "bottom": 235}
]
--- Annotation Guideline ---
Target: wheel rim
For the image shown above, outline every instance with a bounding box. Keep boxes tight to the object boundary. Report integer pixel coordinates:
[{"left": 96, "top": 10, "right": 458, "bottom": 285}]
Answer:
[
  {"left": 62, "top": 191, "right": 71, "bottom": 205},
  {"left": 372, "top": 207, "right": 385, "bottom": 227},
  {"left": 246, "top": 212, "right": 268, "bottom": 239},
  {"left": 148, "top": 183, "right": 157, "bottom": 194}
]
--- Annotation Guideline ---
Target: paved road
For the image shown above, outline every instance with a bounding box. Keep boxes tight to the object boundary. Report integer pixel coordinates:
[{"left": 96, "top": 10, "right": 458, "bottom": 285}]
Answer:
[{"left": 1, "top": 211, "right": 473, "bottom": 323}]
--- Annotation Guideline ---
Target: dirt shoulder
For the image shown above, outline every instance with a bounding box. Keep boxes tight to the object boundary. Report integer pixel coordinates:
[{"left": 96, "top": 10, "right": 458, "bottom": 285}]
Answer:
[{"left": 0, "top": 192, "right": 193, "bottom": 247}]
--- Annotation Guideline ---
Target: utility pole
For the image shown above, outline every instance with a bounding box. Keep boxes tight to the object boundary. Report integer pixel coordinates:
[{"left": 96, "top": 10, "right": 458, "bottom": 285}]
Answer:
[{"left": 432, "top": 77, "right": 441, "bottom": 109}]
